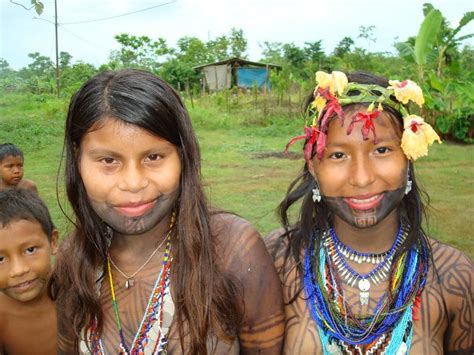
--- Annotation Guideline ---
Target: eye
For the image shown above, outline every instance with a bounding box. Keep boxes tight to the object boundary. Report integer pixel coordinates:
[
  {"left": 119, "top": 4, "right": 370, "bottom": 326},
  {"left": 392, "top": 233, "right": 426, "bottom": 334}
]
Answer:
[
  {"left": 329, "top": 152, "right": 347, "bottom": 160},
  {"left": 25, "top": 246, "right": 37, "bottom": 255},
  {"left": 145, "top": 154, "right": 161, "bottom": 162},
  {"left": 374, "top": 146, "right": 391, "bottom": 155},
  {"left": 100, "top": 157, "right": 118, "bottom": 165},
  {"left": 0, "top": 256, "right": 4, "bottom": 263}
]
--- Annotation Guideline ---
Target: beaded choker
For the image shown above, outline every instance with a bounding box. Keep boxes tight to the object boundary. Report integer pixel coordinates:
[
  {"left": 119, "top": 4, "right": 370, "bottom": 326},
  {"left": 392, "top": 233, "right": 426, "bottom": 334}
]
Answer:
[
  {"left": 303, "top": 225, "right": 429, "bottom": 353},
  {"left": 325, "top": 226, "right": 408, "bottom": 305}
]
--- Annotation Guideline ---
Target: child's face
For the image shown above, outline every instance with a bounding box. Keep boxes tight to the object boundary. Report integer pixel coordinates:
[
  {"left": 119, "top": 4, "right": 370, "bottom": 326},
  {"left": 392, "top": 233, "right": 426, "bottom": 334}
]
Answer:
[
  {"left": 0, "top": 219, "right": 58, "bottom": 303},
  {"left": 309, "top": 111, "right": 407, "bottom": 229},
  {"left": 0, "top": 155, "right": 24, "bottom": 187},
  {"left": 78, "top": 117, "right": 181, "bottom": 236}
]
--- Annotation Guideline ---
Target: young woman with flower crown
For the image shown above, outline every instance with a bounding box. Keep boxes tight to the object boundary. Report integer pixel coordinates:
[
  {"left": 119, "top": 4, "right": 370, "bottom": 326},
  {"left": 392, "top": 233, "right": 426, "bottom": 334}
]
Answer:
[
  {"left": 265, "top": 71, "right": 473, "bottom": 354},
  {"left": 50, "top": 69, "right": 285, "bottom": 354}
]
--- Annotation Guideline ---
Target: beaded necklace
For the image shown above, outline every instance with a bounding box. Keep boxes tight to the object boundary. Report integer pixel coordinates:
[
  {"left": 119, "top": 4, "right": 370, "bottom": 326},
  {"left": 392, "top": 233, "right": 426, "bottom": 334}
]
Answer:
[
  {"left": 326, "top": 226, "right": 407, "bottom": 305},
  {"left": 88, "top": 220, "right": 174, "bottom": 355},
  {"left": 303, "top": 225, "right": 429, "bottom": 354}
]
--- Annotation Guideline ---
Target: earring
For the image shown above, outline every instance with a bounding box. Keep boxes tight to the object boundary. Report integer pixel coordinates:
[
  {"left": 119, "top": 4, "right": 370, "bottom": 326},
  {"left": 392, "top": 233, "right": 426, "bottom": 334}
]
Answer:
[
  {"left": 105, "top": 225, "right": 113, "bottom": 238},
  {"left": 312, "top": 186, "right": 322, "bottom": 203},
  {"left": 405, "top": 178, "right": 412, "bottom": 195},
  {"left": 404, "top": 167, "right": 412, "bottom": 195}
]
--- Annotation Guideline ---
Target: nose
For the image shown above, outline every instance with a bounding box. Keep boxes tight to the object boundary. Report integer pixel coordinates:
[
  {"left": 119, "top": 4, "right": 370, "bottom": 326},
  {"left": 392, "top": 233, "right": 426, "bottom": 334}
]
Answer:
[
  {"left": 118, "top": 163, "right": 149, "bottom": 192},
  {"left": 348, "top": 155, "right": 375, "bottom": 189},
  {"left": 10, "top": 256, "right": 30, "bottom": 278},
  {"left": 12, "top": 166, "right": 22, "bottom": 174}
]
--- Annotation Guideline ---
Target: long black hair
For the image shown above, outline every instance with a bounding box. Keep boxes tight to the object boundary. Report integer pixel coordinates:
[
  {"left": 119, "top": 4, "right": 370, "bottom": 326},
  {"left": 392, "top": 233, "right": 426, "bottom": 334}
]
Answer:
[{"left": 50, "top": 69, "right": 241, "bottom": 353}]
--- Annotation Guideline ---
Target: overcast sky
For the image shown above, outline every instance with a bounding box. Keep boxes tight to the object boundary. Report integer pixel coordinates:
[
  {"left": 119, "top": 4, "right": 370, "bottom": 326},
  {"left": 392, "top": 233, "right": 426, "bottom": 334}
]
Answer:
[{"left": 1, "top": 0, "right": 473, "bottom": 70}]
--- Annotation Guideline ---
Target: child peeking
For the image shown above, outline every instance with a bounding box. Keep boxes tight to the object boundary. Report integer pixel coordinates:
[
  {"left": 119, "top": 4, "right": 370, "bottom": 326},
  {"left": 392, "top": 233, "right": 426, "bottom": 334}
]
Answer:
[
  {"left": 0, "top": 143, "right": 38, "bottom": 193},
  {"left": 0, "top": 189, "right": 58, "bottom": 354}
]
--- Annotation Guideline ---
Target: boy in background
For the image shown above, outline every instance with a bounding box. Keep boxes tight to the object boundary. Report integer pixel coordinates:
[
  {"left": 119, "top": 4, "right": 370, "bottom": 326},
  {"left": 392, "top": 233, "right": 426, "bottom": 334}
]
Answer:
[
  {"left": 0, "top": 143, "right": 38, "bottom": 193},
  {"left": 0, "top": 189, "right": 58, "bottom": 355}
]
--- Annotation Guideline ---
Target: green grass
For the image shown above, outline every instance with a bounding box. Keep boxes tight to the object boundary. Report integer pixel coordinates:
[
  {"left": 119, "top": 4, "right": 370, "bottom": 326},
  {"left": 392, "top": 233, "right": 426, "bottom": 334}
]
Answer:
[{"left": 1, "top": 93, "right": 472, "bottom": 257}]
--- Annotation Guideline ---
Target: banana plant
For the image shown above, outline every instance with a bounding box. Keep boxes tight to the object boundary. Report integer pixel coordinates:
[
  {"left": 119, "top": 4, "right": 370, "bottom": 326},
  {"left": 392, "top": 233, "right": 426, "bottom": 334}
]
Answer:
[{"left": 414, "top": 5, "right": 442, "bottom": 80}]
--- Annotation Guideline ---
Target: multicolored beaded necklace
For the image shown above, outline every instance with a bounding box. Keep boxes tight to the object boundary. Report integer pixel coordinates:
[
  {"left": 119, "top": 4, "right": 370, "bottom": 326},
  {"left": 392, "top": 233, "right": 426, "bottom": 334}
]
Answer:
[
  {"left": 303, "top": 224, "right": 429, "bottom": 354},
  {"left": 88, "top": 218, "right": 175, "bottom": 355},
  {"left": 326, "top": 226, "right": 407, "bottom": 305}
]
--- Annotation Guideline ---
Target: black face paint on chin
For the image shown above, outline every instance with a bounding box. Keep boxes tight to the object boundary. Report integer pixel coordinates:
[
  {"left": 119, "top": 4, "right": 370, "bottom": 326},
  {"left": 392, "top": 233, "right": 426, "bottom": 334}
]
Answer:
[
  {"left": 90, "top": 190, "right": 179, "bottom": 235},
  {"left": 323, "top": 186, "right": 405, "bottom": 229}
]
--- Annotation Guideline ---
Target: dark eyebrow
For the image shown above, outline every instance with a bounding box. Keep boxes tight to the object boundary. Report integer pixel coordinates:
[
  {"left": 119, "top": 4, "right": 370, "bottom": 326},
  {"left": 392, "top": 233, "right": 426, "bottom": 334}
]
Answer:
[
  {"left": 326, "top": 134, "right": 400, "bottom": 148},
  {"left": 83, "top": 148, "right": 123, "bottom": 158}
]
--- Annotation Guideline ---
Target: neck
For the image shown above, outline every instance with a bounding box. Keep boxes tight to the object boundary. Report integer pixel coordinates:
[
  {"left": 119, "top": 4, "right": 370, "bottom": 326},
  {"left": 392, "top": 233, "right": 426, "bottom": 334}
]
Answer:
[
  {"left": 333, "top": 209, "right": 400, "bottom": 253},
  {"left": 109, "top": 215, "right": 172, "bottom": 260}
]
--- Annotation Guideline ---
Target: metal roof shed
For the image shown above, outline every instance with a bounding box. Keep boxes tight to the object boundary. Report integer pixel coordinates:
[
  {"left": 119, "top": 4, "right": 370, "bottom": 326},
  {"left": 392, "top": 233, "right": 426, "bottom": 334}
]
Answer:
[{"left": 194, "top": 57, "right": 281, "bottom": 92}]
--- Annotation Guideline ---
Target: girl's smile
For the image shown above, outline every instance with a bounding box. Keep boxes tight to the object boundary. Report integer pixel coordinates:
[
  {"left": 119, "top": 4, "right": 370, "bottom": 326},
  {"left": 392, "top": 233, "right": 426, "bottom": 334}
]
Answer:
[
  {"left": 79, "top": 117, "right": 181, "bottom": 236},
  {"left": 309, "top": 109, "right": 408, "bottom": 229},
  {"left": 114, "top": 199, "right": 158, "bottom": 218},
  {"left": 343, "top": 193, "right": 384, "bottom": 210}
]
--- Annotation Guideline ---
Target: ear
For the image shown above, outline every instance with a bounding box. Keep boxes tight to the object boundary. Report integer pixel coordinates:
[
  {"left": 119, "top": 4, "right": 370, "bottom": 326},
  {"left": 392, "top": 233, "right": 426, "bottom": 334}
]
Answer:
[
  {"left": 50, "top": 229, "right": 59, "bottom": 256},
  {"left": 306, "top": 156, "right": 318, "bottom": 180}
]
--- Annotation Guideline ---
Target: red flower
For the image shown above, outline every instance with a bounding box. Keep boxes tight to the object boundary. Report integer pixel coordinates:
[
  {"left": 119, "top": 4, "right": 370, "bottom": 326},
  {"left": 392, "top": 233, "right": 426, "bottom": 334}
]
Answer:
[
  {"left": 347, "top": 110, "right": 380, "bottom": 143},
  {"left": 316, "top": 87, "right": 345, "bottom": 130},
  {"left": 285, "top": 125, "right": 320, "bottom": 161},
  {"left": 410, "top": 121, "right": 421, "bottom": 133}
]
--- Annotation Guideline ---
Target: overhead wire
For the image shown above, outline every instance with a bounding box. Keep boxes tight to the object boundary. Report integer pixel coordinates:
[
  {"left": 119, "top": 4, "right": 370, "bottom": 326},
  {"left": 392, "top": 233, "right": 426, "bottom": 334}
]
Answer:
[{"left": 60, "top": 1, "right": 176, "bottom": 25}]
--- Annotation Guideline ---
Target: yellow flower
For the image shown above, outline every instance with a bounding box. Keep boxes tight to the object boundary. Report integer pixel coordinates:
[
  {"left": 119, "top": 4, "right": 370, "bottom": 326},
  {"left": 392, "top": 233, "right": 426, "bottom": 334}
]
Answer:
[
  {"left": 388, "top": 80, "right": 425, "bottom": 107},
  {"left": 311, "top": 94, "right": 327, "bottom": 112},
  {"left": 401, "top": 115, "right": 441, "bottom": 160},
  {"left": 316, "top": 71, "right": 348, "bottom": 96}
]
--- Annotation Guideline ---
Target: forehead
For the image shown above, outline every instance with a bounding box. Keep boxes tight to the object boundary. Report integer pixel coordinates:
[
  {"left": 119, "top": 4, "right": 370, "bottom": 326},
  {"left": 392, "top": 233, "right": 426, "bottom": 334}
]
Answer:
[
  {"left": 0, "top": 219, "right": 49, "bottom": 247},
  {"left": 81, "top": 116, "right": 173, "bottom": 150},
  {"left": 326, "top": 110, "right": 402, "bottom": 145},
  {"left": 0, "top": 155, "right": 23, "bottom": 165}
]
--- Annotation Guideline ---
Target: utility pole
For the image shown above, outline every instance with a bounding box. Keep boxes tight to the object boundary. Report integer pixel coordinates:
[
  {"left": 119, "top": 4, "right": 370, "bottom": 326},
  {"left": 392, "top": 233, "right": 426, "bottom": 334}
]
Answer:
[{"left": 54, "top": 0, "right": 60, "bottom": 97}]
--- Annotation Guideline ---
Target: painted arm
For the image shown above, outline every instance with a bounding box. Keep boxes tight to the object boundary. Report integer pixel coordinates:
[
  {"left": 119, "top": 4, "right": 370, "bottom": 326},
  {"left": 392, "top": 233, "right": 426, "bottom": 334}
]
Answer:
[{"left": 218, "top": 215, "right": 285, "bottom": 354}]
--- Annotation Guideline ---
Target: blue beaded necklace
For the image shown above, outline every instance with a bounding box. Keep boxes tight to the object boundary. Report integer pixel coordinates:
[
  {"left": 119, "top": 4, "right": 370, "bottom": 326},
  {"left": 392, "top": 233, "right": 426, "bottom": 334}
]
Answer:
[
  {"left": 303, "top": 225, "right": 429, "bottom": 353},
  {"left": 327, "top": 226, "right": 407, "bottom": 305}
]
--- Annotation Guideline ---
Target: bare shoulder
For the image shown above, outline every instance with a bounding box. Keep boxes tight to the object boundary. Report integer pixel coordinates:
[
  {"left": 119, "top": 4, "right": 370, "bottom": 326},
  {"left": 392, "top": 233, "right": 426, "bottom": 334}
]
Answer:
[
  {"left": 210, "top": 213, "right": 285, "bottom": 353},
  {"left": 18, "top": 178, "right": 38, "bottom": 193},
  {"left": 210, "top": 212, "right": 263, "bottom": 259},
  {"left": 428, "top": 237, "right": 473, "bottom": 304},
  {"left": 429, "top": 238, "right": 473, "bottom": 283},
  {"left": 423, "top": 238, "right": 474, "bottom": 353}
]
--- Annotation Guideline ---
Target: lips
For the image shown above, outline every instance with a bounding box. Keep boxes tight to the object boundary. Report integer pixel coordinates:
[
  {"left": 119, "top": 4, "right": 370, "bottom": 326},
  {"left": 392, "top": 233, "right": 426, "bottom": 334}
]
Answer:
[
  {"left": 343, "top": 194, "right": 384, "bottom": 210},
  {"left": 10, "top": 279, "right": 37, "bottom": 292},
  {"left": 114, "top": 199, "right": 157, "bottom": 217}
]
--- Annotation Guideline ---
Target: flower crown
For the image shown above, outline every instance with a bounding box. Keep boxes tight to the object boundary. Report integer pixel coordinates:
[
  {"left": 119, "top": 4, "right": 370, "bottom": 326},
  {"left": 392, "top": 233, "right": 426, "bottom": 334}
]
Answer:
[{"left": 286, "top": 71, "right": 441, "bottom": 161}]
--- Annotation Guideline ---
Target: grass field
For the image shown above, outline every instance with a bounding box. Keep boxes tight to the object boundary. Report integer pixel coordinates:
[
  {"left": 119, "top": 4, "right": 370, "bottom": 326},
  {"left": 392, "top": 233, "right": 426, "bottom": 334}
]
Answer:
[{"left": 1, "top": 93, "right": 473, "bottom": 257}]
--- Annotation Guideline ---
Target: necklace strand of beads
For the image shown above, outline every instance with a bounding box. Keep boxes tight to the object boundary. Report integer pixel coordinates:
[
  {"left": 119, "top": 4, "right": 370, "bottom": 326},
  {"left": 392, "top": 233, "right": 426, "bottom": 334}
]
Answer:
[
  {"left": 90, "top": 214, "right": 176, "bottom": 355},
  {"left": 325, "top": 226, "right": 407, "bottom": 305},
  {"left": 303, "top": 224, "right": 430, "bottom": 354}
]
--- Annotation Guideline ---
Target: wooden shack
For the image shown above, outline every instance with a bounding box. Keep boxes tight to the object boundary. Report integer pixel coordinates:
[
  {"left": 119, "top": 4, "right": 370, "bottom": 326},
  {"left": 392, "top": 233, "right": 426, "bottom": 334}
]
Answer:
[{"left": 194, "top": 57, "right": 281, "bottom": 92}]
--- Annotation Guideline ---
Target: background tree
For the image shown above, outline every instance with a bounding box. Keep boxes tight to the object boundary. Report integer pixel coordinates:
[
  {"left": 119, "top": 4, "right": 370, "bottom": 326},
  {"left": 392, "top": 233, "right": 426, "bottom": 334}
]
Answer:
[
  {"left": 260, "top": 41, "right": 284, "bottom": 64},
  {"left": 228, "top": 28, "right": 248, "bottom": 58},
  {"left": 59, "top": 51, "right": 72, "bottom": 70},
  {"left": 333, "top": 37, "right": 355, "bottom": 58},
  {"left": 111, "top": 34, "right": 170, "bottom": 72}
]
